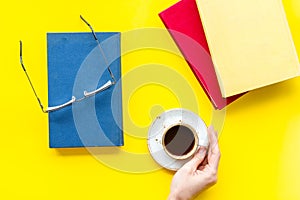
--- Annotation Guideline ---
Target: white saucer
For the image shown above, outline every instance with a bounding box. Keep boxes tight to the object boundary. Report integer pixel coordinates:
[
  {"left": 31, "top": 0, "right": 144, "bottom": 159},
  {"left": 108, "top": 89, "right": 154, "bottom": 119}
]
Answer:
[{"left": 147, "top": 108, "right": 208, "bottom": 171}]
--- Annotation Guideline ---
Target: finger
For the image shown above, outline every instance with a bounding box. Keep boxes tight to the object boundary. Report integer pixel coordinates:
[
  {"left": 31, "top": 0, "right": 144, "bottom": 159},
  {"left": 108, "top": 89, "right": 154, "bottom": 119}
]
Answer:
[
  {"left": 207, "top": 126, "right": 221, "bottom": 171},
  {"left": 183, "top": 146, "right": 207, "bottom": 172}
]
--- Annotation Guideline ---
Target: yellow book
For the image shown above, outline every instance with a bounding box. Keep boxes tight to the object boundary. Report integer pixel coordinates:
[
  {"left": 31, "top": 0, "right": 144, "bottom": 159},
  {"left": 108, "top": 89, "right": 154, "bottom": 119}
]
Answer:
[{"left": 196, "top": 0, "right": 300, "bottom": 97}]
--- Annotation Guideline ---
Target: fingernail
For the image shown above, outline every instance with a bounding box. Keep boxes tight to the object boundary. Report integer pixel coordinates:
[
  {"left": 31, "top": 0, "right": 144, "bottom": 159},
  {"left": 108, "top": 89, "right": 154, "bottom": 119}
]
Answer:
[{"left": 198, "top": 147, "right": 206, "bottom": 155}]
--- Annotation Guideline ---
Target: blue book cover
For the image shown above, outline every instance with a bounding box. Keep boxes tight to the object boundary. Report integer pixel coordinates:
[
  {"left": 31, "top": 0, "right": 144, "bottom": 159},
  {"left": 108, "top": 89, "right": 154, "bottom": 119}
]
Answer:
[{"left": 47, "top": 32, "right": 123, "bottom": 148}]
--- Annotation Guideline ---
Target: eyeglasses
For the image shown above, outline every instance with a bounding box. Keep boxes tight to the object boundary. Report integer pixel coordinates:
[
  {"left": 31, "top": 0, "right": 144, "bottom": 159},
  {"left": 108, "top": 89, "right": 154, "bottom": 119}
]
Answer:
[{"left": 19, "top": 15, "right": 116, "bottom": 113}]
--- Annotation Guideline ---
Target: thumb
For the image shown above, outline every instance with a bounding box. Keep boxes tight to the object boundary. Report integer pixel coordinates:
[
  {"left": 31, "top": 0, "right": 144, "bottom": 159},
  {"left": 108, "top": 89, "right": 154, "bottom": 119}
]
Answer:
[{"left": 183, "top": 146, "right": 207, "bottom": 172}]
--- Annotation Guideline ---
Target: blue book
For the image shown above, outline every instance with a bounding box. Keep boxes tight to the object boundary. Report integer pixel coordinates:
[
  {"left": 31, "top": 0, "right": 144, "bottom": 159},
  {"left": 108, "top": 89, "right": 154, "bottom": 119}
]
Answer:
[{"left": 47, "top": 32, "right": 123, "bottom": 148}]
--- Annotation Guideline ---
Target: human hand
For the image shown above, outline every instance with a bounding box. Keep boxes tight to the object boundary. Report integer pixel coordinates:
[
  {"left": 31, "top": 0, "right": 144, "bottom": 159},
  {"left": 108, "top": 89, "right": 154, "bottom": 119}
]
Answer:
[{"left": 168, "top": 126, "right": 221, "bottom": 200}]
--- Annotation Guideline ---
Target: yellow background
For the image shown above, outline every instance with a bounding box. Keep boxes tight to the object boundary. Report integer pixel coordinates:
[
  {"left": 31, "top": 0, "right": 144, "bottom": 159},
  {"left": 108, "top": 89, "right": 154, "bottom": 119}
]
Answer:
[{"left": 1, "top": 0, "right": 300, "bottom": 199}]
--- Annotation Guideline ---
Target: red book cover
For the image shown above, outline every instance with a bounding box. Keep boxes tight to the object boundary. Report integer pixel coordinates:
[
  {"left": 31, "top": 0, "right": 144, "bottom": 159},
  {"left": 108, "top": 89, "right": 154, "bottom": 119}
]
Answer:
[{"left": 159, "top": 0, "right": 243, "bottom": 109}]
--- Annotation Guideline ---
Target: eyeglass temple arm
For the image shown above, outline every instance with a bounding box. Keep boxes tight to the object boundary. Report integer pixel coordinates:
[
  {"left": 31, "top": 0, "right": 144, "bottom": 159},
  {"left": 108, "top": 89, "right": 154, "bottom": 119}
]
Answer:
[
  {"left": 80, "top": 15, "right": 116, "bottom": 84},
  {"left": 19, "top": 41, "right": 48, "bottom": 113}
]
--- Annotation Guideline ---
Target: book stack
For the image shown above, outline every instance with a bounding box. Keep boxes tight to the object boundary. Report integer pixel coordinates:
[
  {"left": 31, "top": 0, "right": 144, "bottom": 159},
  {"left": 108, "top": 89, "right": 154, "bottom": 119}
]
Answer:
[{"left": 159, "top": 0, "right": 300, "bottom": 109}]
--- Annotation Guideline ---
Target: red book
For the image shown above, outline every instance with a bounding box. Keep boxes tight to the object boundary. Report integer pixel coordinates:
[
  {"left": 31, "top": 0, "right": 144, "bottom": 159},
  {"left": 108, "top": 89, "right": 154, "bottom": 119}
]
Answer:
[{"left": 159, "top": 0, "right": 243, "bottom": 109}]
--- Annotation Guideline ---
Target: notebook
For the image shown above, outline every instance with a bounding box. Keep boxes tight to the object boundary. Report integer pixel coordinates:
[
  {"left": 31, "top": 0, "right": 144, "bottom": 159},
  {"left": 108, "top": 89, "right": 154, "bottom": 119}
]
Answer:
[
  {"left": 196, "top": 0, "right": 300, "bottom": 97},
  {"left": 159, "top": 0, "right": 243, "bottom": 109},
  {"left": 47, "top": 32, "right": 123, "bottom": 148}
]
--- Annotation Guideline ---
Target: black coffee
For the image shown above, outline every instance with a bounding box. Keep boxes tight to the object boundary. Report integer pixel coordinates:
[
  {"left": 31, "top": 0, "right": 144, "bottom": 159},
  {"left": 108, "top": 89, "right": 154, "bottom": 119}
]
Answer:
[{"left": 163, "top": 125, "right": 195, "bottom": 157}]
